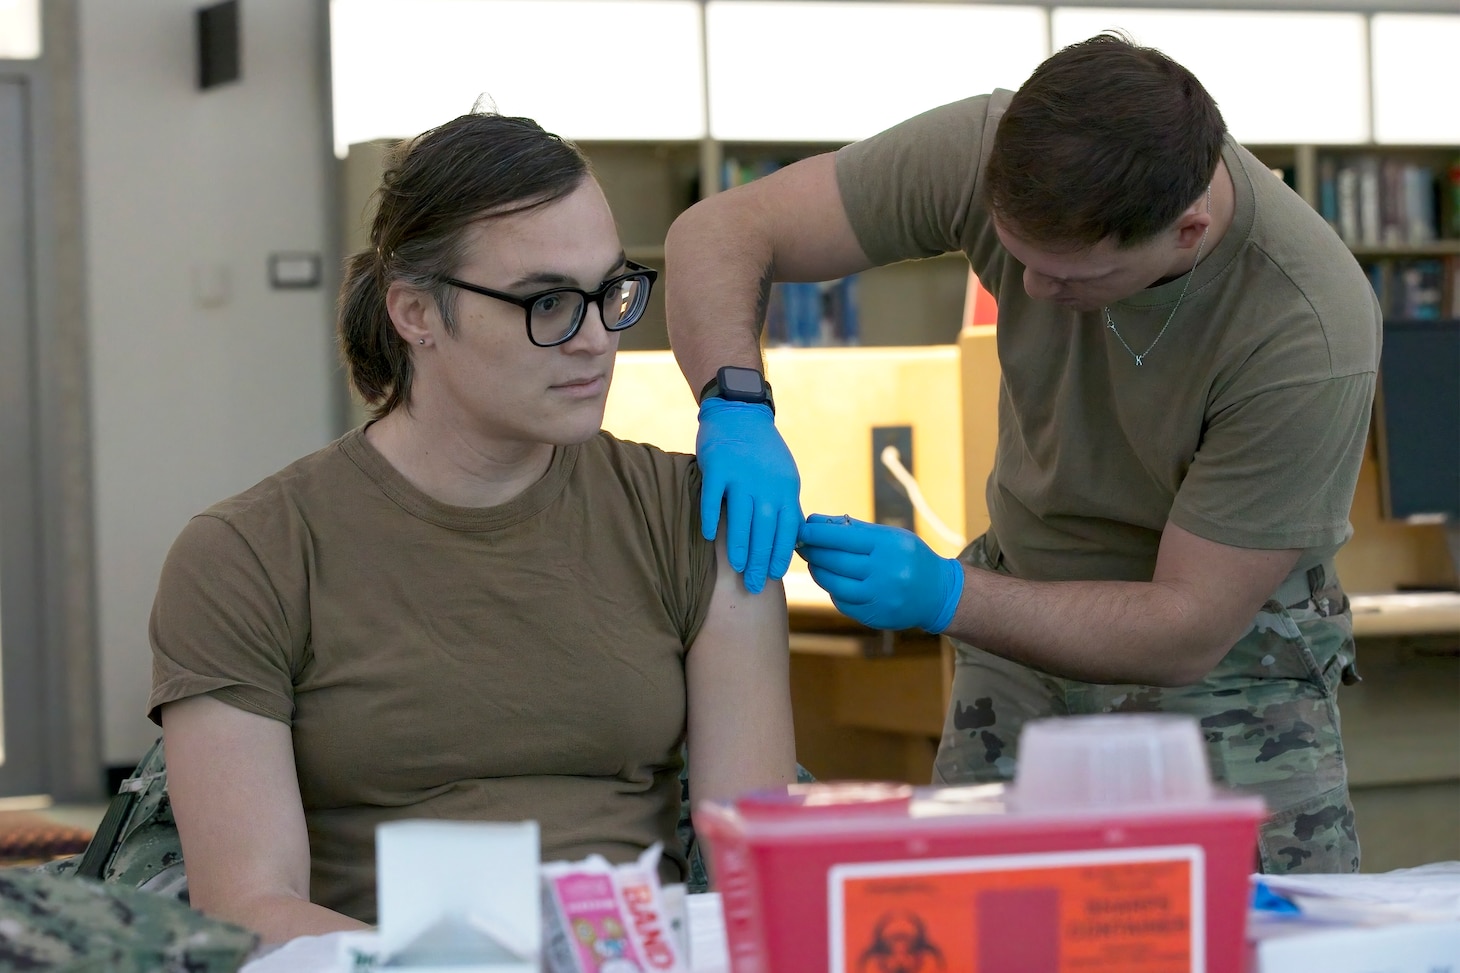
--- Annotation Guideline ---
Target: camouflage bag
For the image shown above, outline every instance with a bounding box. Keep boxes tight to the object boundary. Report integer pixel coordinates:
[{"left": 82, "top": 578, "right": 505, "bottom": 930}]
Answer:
[
  {"left": 0, "top": 866, "right": 255, "bottom": 972},
  {"left": 37, "top": 737, "right": 187, "bottom": 901}
]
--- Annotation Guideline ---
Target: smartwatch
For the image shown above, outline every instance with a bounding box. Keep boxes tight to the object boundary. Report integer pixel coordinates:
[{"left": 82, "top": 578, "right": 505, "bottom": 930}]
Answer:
[{"left": 699, "top": 366, "right": 775, "bottom": 414}]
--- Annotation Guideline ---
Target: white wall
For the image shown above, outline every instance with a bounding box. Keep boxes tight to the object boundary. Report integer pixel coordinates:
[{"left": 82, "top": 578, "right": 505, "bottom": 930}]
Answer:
[{"left": 80, "top": 0, "right": 338, "bottom": 764}]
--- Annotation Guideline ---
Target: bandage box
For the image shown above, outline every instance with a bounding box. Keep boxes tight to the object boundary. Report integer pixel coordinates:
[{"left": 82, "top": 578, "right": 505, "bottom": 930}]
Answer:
[
  {"left": 697, "top": 715, "right": 1266, "bottom": 973},
  {"left": 541, "top": 845, "right": 689, "bottom": 973}
]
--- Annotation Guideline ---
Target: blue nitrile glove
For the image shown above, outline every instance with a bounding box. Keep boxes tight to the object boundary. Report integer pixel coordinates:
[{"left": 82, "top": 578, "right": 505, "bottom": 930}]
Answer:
[
  {"left": 797, "top": 514, "right": 965, "bottom": 633},
  {"left": 695, "top": 398, "right": 804, "bottom": 594},
  {"left": 1251, "top": 880, "right": 1301, "bottom": 916}
]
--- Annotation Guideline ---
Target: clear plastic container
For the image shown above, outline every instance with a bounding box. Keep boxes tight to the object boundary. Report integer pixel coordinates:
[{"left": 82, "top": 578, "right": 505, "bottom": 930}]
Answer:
[{"left": 1012, "top": 713, "right": 1215, "bottom": 810}]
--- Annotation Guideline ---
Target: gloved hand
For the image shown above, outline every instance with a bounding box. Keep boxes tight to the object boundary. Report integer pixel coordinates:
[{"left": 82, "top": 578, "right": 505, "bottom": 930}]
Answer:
[
  {"left": 797, "top": 514, "right": 964, "bottom": 633},
  {"left": 696, "top": 398, "right": 804, "bottom": 594}
]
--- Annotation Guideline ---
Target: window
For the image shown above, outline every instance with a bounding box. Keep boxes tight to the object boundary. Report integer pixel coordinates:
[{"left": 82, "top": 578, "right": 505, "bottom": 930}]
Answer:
[{"left": 0, "top": 0, "right": 40, "bottom": 60}]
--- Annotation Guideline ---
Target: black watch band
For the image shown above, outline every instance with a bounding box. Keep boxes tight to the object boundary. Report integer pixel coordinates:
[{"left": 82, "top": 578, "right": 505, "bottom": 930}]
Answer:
[{"left": 699, "top": 365, "right": 775, "bottom": 414}]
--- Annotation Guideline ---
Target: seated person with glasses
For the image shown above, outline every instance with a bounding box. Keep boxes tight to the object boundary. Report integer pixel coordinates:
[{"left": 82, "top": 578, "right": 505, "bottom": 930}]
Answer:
[{"left": 149, "top": 111, "right": 797, "bottom": 943}]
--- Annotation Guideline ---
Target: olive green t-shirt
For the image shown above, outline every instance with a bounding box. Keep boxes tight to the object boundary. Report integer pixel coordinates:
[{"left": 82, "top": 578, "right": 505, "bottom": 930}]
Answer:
[
  {"left": 837, "top": 91, "right": 1381, "bottom": 584},
  {"left": 148, "top": 427, "right": 715, "bottom": 923}
]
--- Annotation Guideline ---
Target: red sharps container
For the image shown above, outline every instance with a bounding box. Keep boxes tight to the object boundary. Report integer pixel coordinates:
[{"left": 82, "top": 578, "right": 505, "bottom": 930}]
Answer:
[{"left": 696, "top": 713, "right": 1266, "bottom": 973}]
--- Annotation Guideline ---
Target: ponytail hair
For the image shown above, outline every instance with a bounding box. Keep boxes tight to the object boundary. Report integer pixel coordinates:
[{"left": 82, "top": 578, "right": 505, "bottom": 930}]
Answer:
[
  {"left": 336, "top": 111, "right": 591, "bottom": 418},
  {"left": 338, "top": 250, "right": 414, "bottom": 417}
]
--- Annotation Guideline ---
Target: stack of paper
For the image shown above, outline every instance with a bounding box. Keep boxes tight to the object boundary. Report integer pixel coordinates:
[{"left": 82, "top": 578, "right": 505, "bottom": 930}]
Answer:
[
  {"left": 686, "top": 892, "right": 730, "bottom": 973},
  {"left": 1248, "top": 862, "right": 1460, "bottom": 973}
]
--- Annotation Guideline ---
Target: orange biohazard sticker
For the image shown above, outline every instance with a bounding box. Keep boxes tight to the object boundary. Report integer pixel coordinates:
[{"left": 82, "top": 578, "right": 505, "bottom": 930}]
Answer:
[{"left": 829, "top": 845, "right": 1204, "bottom": 973}]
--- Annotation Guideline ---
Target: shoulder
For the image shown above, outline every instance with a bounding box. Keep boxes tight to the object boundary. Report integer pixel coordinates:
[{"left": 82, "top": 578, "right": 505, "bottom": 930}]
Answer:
[
  {"left": 847, "top": 91, "right": 1006, "bottom": 148},
  {"left": 571, "top": 433, "right": 706, "bottom": 548},
  {"left": 835, "top": 91, "right": 1011, "bottom": 264},
  {"left": 200, "top": 431, "right": 359, "bottom": 527},
  {"left": 837, "top": 92, "right": 1005, "bottom": 176},
  {"left": 1222, "top": 147, "right": 1382, "bottom": 384},
  {"left": 578, "top": 431, "right": 700, "bottom": 491},
  {"left": 169, "top": 431, "right": 360, "bottom": 570}
]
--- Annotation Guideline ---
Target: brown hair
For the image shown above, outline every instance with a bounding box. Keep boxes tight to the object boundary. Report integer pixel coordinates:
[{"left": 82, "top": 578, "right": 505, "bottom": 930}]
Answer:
[
  {"left": 338, "top": 112, "right": 590, "bottom": 418},
  {"left": 985, "top": 32, "right": 1226, "bottom": 250}
]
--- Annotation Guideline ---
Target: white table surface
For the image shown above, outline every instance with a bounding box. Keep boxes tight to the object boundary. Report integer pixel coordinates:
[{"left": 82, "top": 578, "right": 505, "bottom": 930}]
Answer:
[{"left": 239, "top": 866, "right": 1460, "bottom": 973}]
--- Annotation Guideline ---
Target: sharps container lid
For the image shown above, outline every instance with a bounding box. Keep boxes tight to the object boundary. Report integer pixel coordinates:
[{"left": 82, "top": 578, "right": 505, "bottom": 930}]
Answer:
[{"left": 735, "top": 781, "right": 914, "bottom": 821}]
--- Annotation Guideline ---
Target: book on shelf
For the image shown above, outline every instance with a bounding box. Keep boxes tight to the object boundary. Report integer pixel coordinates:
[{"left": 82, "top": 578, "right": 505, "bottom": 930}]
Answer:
[
  {"left": 1318, "top": 156, "right": 1339, "bottom": 229},
  {"left": 1359, "top": 156, "right": 1382, "bottom": 247},
  {"left": 1335, "top": 162, "right": 1361, "bottom": 246},
  {"left": 1449, "top": 256, "right": 1460, "bottom": 320},
  {"left": 1448, "top": 157, "right": 1460, "bottom": 240}
]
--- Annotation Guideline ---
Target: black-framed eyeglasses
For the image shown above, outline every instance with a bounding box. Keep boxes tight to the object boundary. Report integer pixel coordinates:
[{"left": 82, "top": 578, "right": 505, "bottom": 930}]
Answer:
[{"left": 443, "top": 261, "right": 659, "bottom": 348}]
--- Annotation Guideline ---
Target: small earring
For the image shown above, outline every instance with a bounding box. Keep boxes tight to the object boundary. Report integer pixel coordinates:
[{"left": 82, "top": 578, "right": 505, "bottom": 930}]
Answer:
[{"left": 417, "top": 338, "right": 425, "bottom": 345}]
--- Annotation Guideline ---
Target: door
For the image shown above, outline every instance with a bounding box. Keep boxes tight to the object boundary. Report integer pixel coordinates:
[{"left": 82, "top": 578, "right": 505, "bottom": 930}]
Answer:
[{"left": 0, "top": 76, "right": 46, "bottom": 798}]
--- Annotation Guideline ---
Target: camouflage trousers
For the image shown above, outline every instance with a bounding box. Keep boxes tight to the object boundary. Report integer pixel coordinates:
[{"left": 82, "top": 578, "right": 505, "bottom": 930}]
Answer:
[
  {"left": 0, "top": 868, "right": 256, "bottom": 972},
  {"left": 935, "top": 533, "right": 1360, "bottom": 875}
]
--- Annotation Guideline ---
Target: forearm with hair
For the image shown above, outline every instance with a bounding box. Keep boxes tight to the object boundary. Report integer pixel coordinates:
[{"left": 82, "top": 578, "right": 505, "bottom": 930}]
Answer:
[
  {"left": 665, "top": 194, "right": 774, "bottom": 396},
  {"left": 945, "top": 568, "right": 1225, "bottom": 687},
  {"left": 665, "top": 153, "right": 875, "bottom": 396}
]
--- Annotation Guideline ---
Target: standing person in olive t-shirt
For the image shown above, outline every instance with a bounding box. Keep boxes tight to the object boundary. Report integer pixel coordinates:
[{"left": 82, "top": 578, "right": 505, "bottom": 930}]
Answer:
[
  {"left": 149, "top": 111, "right": 797, "bottom": 944},
  {"left": 665, "top": 33, "right": 1379, "bottom": 873}
]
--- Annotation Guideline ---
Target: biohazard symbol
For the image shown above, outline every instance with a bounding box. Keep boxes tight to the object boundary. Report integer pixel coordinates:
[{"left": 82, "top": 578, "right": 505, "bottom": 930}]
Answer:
[{"left": 856, "top": 910, "right": 948, "bottom": 973}]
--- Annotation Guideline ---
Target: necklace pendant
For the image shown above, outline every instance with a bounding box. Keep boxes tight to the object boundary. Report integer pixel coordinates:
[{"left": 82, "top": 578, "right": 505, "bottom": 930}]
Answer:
[{"left": 1134, "top": 355, "right": 1144, "bottom": 366}]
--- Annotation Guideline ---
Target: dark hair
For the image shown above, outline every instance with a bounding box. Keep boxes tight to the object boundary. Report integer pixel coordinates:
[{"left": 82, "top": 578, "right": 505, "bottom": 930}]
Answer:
[
  {"left": 985, "top": 32, "right": 1226, "bottom": 250},
  {"left": 338, "top": 112, "right": 591, "bottom": 418}
]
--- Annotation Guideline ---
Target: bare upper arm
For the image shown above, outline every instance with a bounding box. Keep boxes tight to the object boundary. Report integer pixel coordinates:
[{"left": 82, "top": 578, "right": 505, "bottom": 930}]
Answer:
[
  {"left": 161, "top": 695, "right": 312, "bottom": 919},
  {"left": 1152, "top": 520, "right": 1303, "bottom": 658},
  {"left": 684, "top": 536, "right": 797, "bottom": 806}
]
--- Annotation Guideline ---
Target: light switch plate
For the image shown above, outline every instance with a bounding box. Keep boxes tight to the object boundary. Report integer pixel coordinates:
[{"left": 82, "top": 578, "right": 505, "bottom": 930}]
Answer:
[{"left": 872, "top": 425, "right": 914, "bottom": 531}]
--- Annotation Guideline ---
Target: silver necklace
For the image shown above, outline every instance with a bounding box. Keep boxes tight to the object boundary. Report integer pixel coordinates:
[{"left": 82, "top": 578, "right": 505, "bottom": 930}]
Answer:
[{"left": 1103, "top": 186, "right": 1212, "bottom": 367}]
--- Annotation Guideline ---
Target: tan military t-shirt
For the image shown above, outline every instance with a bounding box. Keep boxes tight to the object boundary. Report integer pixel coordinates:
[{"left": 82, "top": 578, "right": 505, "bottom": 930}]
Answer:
[
  {"left": 149, "top": 427, "right": 715, "bottom": 923},
  {"left": 837, "top": 92, "right": 1381, "bottom": 584}
]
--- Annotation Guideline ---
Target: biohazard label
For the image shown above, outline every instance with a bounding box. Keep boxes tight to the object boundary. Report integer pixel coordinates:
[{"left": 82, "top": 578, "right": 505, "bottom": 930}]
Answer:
[{"left": 829, "top": 845, "right": 1204, "bottom": 973}]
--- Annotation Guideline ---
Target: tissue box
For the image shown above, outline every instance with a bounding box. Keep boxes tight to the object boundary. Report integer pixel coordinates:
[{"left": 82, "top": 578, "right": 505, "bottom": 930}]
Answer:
[{"left": 338, "top": 819, "right": 541, "bottom": 972}]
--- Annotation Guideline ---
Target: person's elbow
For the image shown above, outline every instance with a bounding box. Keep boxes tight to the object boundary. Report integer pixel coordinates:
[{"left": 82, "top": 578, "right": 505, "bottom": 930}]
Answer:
[
  {"left": 201, "top": 888, "right": 305, "bottom": 940},
  {"left": 1144, "top": 592, "right": 1249, "bottom": 687},
  {"left": 667, "top": 189, "right": 753, "bottom": 256}
]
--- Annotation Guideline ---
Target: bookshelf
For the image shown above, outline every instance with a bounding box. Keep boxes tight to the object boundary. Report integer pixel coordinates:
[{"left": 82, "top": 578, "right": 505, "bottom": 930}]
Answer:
[
  {"left": 1249, "top": 144, "right": 1460, "bottom": 318},
  {"left": 1244, "top": 141, "right": 1460, "bottom": 591}
]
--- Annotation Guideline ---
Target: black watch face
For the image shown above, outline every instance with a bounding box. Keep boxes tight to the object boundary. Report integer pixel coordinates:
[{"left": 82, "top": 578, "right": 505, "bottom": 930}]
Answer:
[{"left": 720, "top": 367, "right": 765, "bottom": 396}]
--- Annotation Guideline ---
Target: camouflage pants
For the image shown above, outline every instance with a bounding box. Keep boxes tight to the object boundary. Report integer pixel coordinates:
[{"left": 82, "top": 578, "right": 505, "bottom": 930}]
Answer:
[{"left": 934, "top": 533, "right": 1360, "bottom": 875}]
